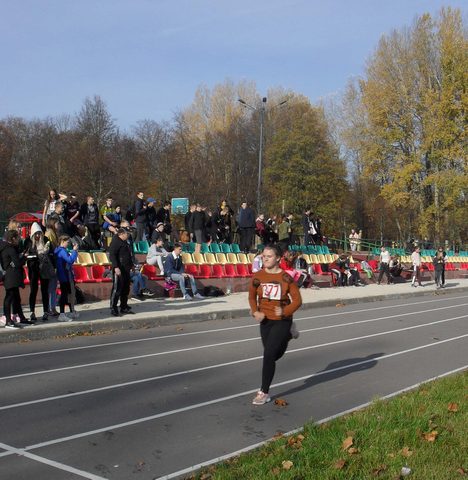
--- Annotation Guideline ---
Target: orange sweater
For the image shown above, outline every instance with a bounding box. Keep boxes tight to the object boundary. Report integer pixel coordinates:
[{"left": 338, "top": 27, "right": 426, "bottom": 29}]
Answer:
[{"left": 248, "top": 269, "right": 302, "bottom": 320}]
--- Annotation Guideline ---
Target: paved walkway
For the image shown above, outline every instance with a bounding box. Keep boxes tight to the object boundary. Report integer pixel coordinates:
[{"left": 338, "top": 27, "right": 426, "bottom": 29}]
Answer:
[{"left": 1, "top": 278, "right": 468, "bottom": 343}]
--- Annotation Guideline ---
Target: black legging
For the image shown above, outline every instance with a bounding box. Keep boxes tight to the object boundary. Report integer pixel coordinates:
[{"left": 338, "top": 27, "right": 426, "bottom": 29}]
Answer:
[
  {"left": 260, "top": 318, "right": 292, "bottom": 394},
  {"left": 59, "top": 281, "right": 74, "bottom": 313},
  {"left": 4, "top": 287, "right": 25, "bottom": 322},
  {"left": 110, "top": 269, "right": 130, "bottom": 310},
  {"left": 28, "top": 266, "right": 49, "bottom": 314}
]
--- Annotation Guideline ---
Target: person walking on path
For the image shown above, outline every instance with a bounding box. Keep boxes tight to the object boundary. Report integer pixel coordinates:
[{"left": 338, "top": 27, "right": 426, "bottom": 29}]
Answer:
[
  {"left": 411, "top": 246, "right": 423, "bottom": 287},
  {"left": 248, "top": 244, "right": 302, "bottom": 405},
  {"left": 377, "top": 246, "right": 392, "bottom": 284},
  {"left": 109, "top": 227, "right": 135, "bottom": 317}
]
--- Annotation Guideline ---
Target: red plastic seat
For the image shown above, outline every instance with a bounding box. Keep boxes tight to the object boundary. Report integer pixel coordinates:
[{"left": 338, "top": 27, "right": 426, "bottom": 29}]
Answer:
[
  {"left": 197, "top": 264, "right": 212, "bottom": 278},
  {"left": 314, "top": 263, "right": 330, "bottom": 275},
  {"left": 91, "top": 265, "right": 112, "bottom": 282},
  {"left": 224, "top": 263, "right": 240, "bottom": 277},
  {"left": 73, "top": 265, "right": 96, "bottom": 283},
  {"left": 212, "top": 264, "right": 225, "bottom": 278},
  {"left": 184, "top": 264, "right": 199, "bottom": 277},
  {"left": 235, "top": 264, "right": 250, "bottom": 277},
  {"left": 23, "top": 266, "right": 30, "bottom": 285},
  {"left": 141, "top": 264, "right": 159, "bottom": 280},
  {"left": 368, "top": 260, "right": 379, "bottom": 271}
]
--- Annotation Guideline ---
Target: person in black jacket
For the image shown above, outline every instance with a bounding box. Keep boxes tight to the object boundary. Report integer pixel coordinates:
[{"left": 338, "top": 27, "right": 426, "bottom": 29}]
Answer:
[
  {"left": 189, "top": 205, "right": 207, "bottom": 254},
  {"left": 79, "top": 196, "right": 101, "bottom": 248},
  {"left": 0, "top": 230, "right": 30, "bottom": 328},
  {"left": 109, "top": 228, "right": 135, "bottom": 317},
  {"left": 184, "top": 204, "right": 196, "bottom": 240},
  {"left": 156, "top": 201, "right": 172, "bottom": 235},
  {"left": 237, "top": 202, "right": 256, "bottom": 253},
  {"left": 134, "top": 192, "right": 147, "bottom": 242}
]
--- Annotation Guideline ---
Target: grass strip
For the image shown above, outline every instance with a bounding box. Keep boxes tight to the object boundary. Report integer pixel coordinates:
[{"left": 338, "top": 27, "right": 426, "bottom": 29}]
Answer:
[{"left": 192, "top": 371, "right": 467, "bottom": 479}]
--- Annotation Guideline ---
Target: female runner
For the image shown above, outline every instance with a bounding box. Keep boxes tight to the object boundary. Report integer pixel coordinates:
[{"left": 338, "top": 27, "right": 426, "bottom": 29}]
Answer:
[{"left": 249, "top": 244, "right": 302, "bottom": 405}]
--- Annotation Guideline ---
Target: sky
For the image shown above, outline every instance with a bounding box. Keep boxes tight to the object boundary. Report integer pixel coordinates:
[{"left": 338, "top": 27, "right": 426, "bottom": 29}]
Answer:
[{"left": 0, "top": 0, "right": 465, "bottom": 130}]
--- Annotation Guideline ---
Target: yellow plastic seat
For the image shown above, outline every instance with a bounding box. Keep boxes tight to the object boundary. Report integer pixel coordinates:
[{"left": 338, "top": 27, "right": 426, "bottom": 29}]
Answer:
[
  {"left": 77, "top": 252, "right": 94, "bottom": 266},
  {"left": 204, "top": 253, "right": 217, "bottom": 265},
  {"left": 247, "top": 253, "right": 257, "bottom": 263},
  {"left": 237, "top": 253, "right": 249, "bottom": 264},
  {"left": 181, "top": 253, "right": 193, "bottom": 264},
  {"left": 309, "top": 254, "right": 319, "bottom": 264},
  {"left": 216, "top": 253, "right": 228, "bottom": 264},
  {"left": 227, "top": 253, "right": 238, "bottom": 264},
  {"left": 317, "top": 254, "right": 327, "bottom": 264},
  {"left": 191, "top": 253, "right": 206, "bottom": 264},
  {"left": 92, "top": 252, "right": 110, "bottom": 265}
]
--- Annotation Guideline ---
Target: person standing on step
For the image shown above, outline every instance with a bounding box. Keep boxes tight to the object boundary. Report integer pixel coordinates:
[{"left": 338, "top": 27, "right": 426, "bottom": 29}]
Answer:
[
  {"left": 411, "top": 246, "right": 423, "bottom": 287},
  {"left": 377, "top": 246, "right": 392, "bottom": 285},
  {"left": 109, "top": 227, "right": 135, "bottom": 316},
  {"left": 249, "top": 244, "right": 302, "bottom": 405}
]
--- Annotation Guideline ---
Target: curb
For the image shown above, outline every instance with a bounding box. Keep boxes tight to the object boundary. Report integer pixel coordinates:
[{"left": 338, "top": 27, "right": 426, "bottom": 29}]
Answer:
[{"left": 1, "top": 286, "right": 467, "bottom": 344}]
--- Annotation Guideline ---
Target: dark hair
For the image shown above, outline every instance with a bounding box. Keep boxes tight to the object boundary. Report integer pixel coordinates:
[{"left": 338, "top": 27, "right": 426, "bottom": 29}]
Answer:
[
  {"left": 263, "top": 243, "right": 283, "bottom": 258},
  {"left": 173, "top": 242, "right": 182, "bottom": 249},
  {"left": 58, "top": 235, "right": 70, "bottom": 244},
  {"left": 5, "top": 230, "right": 19, "bottom": 243},
  {"left": 164, "top": 201, "right": 171, "bottom": 207}
]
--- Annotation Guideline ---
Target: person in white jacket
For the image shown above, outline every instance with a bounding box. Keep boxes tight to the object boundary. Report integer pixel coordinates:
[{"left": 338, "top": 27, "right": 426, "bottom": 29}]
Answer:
[
  {"left": 411, "top": 246, "right": 423, "bottom": 287},
  {"left": 146, "top": 237, "right": 168, "bottom": 275}
]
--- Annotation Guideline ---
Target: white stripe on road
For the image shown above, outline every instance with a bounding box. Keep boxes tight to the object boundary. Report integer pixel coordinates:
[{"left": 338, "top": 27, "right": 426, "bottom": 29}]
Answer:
[
  {"left": 0, "top": 310, "right": 466, "bottom": 384},
  {"left": 15, "top": 333, "right": 468, "bottom": 452},
  {"left": 155, "top": 365, "right": 468, "bottom": 480},
  {"left": 1, "top": 304, "right": 466, "bottom": 382},
  {"left": 1, "top": 295, "right": 465, "bottom": 360},
  {"left": 0, "top": 442, "right": 108, "bottom": 480}
]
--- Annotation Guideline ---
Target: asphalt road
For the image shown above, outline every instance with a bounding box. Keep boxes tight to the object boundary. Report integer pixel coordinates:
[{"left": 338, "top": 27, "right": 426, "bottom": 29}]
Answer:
[{"left": 0, "top": 292, "right": 467, "bottom": 480}]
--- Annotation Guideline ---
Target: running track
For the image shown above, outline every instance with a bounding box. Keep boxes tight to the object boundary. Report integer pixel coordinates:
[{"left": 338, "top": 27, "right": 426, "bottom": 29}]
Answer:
[{"left": 0, "top": 292, "right": 467, "bottom": 479}]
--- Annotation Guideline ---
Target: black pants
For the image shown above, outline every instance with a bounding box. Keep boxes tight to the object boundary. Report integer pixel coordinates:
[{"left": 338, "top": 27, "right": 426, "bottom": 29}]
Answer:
[
  {"left": 110, "top": 269, "right": 130, "bottom": 310},
  {"left": 135, "top": 223, "right": 146, "bottom": 243},
  {"left": 260, "top": 319, "right": 292, "bottom": 393},
  {"left": 86, "top": 223, "right": 101, "bottom": 248},
  {"left": 239, "top": 228, "right": 255, "bottom": 252},
  {"left": 28, "top": 266, "right": 49, "bottom": 314},
  {"left": 59, "top": 281, "right": 75, "bottom": 313},
  {"left": 378, "top": 263, "right": 391, "bottom": 283},
  {"left": 4, "top": 287, "right": 25, "bottom": 322}
]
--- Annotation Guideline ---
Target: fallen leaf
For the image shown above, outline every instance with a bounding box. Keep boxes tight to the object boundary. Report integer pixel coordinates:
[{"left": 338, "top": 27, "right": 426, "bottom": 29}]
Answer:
[
  {"left": 282, "top": 460, "right": 293, "bottom": 470},
  {"left": 296, "top": 434, "right": 305, "bottom": 441},
  {"left": 372, "top": 464, "right": 387, "bottom": 476},
  {"left": 423, "top": 430, "right": 438, "bottom": 442},
  {"left": 401, "top": 446, "right": 413, "bottom": 457},
  {"left": 448, "top": 402, "right": 459, "bottom": 412},
  {"left": 348, "top": 447, "right": 360, "bottom": 455},
  {"left": 335, "top": 303, "right": 346, "bottom": 307},
  {"left": 200, "top": 474, "right": 212, "bottom": 480},
  {"left": 334, "top": 459, "right": 347, "bottom": 470},
  {"left": 274, "top": 398, "right": 288, "bottom": 407},
  {"left": 272, "top": 431, "right": 284, "bottom": 441},
  {"left": 342, "top": 436, "right": 354, "bottom": 451},
  {"left": 176, "top": 327, "right": 184, "bottom": 332},
  {"left": 271, "top": 467, "right": 281, "bottom": 476},
  {"left": 456, "top": 467, "right": 466, "bottom": 475}
]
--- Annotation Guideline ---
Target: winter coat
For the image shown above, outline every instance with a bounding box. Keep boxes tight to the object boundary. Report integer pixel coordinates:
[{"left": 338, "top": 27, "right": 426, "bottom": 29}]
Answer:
[
  {"left": 54, "top": 246, "right": 78, "bottom": 283},
  {"left": 108, "top": 235, "right": 133, "bottom": 271},
  {"left": 0, "top": 240, "right": 25, "bottom": 289},
  {"left": 238, "top": 207, "right": 255, "bottom": 228}
]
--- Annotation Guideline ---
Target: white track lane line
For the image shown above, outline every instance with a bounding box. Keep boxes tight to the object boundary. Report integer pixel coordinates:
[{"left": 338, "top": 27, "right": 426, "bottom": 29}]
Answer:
[
  {"left": 1, "top": 295, "right": 466, "bottom": 360},
  {"left": 0, "top": 313, "right": 466, "bottom": 410},
  {"left": 155, "top": 365, "right": 468, "bottom": 480},
  {"left": 10, "top": 333, "right": 465, "bottom": 453},
  {"left": 0, "top": 442, "right": 108, "bottom": 480},
  {"left": 0, "top": 305, "right": 466, "bottom": 382}
]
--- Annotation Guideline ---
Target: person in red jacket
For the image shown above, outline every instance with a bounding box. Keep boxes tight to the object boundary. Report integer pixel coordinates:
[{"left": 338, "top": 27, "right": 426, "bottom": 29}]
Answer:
[{"left": 249, "top": 244, "right": 302, "bottom": 405}]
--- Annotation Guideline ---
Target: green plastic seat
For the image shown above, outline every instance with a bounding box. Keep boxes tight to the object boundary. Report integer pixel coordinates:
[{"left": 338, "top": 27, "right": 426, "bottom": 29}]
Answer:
[{"left": 231, "top": 243, "right": 241, "bottom": 254}]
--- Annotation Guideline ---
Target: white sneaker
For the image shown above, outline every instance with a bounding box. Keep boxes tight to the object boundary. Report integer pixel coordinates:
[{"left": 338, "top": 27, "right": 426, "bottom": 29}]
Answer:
[
  {"left": 193, "top": 293, "right": 205, "bottom": 300},
  {"left": 184, "top": 294, "right": 193, "bottom": 301},
  {"left": 290, "top": 321, "right": 300, "bottom": 339},
  {"left": 58, "top": 313, "right": 72, "bottom": 322},
  {"left": 252, "top": 391, "right": 271, "bottom": 405}
]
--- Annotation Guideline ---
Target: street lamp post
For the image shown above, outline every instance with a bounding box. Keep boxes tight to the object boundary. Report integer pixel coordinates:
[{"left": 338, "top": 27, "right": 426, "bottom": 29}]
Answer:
[{"left": 238, "top": 96, "right": 287, "bottom": 214}]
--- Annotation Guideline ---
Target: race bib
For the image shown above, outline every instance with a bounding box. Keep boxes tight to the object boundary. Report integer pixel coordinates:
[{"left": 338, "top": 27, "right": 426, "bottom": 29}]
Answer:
[{"left": 262, "top": 283, "right": 281, "bottom": 300}]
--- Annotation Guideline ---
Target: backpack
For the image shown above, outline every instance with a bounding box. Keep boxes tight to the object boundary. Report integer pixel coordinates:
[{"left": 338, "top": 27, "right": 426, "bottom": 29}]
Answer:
[
  {"left": 203, "top": 285, "right": 225, "bottom": 297},
  {"left": 125, "top": 205, "right": 135, "bottom": 222}
]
